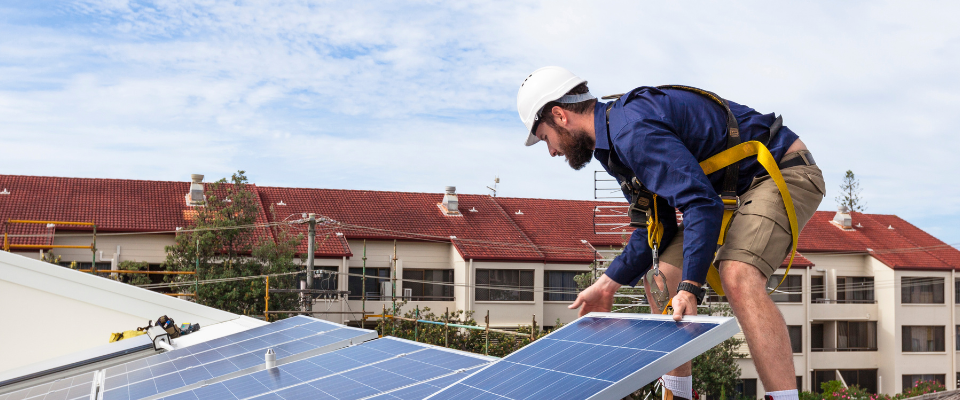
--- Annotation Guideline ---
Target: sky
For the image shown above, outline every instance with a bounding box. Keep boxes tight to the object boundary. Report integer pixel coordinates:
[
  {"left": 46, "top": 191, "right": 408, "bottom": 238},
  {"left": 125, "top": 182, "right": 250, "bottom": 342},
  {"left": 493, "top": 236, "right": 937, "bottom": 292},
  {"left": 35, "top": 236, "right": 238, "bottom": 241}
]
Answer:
[{"left": 1, "top": 1, "right": 959, "bottom": 245}]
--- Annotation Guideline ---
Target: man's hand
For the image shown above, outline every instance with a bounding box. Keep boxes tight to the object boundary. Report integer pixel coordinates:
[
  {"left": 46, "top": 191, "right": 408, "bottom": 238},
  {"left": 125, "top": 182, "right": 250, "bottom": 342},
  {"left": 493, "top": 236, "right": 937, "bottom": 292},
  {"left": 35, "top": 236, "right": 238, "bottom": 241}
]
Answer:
[
  {"left": 671, "top": 280, "right": 701, "bottom": 321},
  {"left": 569, "top": 274, "right": 621, "bottom": 317}
]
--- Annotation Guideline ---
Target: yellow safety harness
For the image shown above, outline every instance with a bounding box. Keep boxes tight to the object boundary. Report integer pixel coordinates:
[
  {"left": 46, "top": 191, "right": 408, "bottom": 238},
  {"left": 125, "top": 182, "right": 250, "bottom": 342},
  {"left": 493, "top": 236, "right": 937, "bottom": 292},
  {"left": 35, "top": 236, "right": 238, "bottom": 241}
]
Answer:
[{"left": 602, "top": 86, "right": 798, "bottom": 314}]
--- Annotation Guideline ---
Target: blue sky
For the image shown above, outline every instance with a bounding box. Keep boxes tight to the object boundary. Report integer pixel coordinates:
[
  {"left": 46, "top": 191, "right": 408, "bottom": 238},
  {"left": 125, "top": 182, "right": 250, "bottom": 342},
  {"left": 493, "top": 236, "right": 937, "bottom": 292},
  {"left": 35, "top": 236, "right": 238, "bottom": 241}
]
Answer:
[{"left": 1, "top": 1, "right": 959, "bottom": 246}]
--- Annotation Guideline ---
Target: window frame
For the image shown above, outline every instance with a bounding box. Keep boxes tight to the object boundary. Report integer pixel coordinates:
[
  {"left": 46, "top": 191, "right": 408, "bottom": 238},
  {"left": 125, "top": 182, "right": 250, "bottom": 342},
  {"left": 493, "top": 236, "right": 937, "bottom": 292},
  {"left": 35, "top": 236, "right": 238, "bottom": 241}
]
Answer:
[
  {"left": 902, "top": 325, "right": 946, "bottom": 352},
  {"left": 401, "top": 269, "right": 454, "bottom": 301},
  {"left": 901, "top": 277, "right": 945, "bottom": 304},
  {"left": 768, "top": 274, "right": 803, "bottom": 303},
  {"left": 837, "top": 276, "right": 875, "bottom": 303},
  {"left": 475, "top": 269, "right": 535, "bottom": 302},
  {"left": 543, "top": 270, "right": 584, "bottom": 302}
]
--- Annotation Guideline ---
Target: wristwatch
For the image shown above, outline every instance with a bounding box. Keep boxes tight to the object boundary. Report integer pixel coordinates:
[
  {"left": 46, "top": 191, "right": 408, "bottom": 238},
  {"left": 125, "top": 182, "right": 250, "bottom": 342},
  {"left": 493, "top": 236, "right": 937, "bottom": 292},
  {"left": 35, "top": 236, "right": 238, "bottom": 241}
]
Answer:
[{"left": 677, "top": 282, "right": 705, "bottom": 305}]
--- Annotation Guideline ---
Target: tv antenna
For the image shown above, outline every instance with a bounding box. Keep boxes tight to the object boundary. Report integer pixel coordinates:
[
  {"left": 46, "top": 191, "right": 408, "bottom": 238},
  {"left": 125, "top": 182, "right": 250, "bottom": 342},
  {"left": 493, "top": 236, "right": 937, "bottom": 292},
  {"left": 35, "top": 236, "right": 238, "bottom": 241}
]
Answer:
[{"left": 486, "top": 176, "right": 500, "bottom": 197}]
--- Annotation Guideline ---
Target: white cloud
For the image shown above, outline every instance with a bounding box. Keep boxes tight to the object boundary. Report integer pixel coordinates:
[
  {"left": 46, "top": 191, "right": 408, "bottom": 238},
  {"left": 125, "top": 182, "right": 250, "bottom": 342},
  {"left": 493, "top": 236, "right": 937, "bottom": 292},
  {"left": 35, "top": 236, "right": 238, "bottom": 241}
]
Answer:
[{"left": 0, "top": 0, "right": 959, "bottom": 244}]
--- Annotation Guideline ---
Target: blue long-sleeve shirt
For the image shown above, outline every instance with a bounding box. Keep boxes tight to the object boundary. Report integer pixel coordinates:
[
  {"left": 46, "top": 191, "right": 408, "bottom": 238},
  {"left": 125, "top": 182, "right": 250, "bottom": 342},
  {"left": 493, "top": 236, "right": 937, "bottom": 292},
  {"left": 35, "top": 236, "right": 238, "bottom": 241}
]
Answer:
[{"left": 595, "top": 86, "right": 799, "bottom": 287}]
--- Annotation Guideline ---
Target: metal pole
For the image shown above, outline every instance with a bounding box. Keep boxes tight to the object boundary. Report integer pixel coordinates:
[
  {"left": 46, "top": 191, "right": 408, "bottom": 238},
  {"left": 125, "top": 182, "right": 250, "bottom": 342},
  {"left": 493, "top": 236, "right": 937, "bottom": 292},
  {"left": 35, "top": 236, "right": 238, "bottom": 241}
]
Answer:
[
  {"left": 362, "top": 240, "right": 367, "bottom": 319},
  {"left": 392, "top": 239, "right": 397, "bottom": 318},
  {"left": 415, "top": 306, "right": 420, "bottom": 342},
  {"left": 265, "top": 276, "right": 270, "bottom": 322},
  {"left": 91, "top": 224, "right": 97, "bottom": 275},
  {"left": 307, "top": 214, "right": 316, "bottom": 289},
  {"left": 381, "top": 304, "right": 386, "bottom": 338},
  {"left": 195, "top": 239, "right": 200, "bottom": 300},
  {"left": 485, "top": 310, "right": 490, "bottom": 356},
  {"left": 444, "top": 307, "right": 449, "bottom": 348},
  {"left": 532, "top": 314, "right": 537, "bottom": 341},
  {"left": 3, "top": 232, "right": 8, "bottom": 252}
]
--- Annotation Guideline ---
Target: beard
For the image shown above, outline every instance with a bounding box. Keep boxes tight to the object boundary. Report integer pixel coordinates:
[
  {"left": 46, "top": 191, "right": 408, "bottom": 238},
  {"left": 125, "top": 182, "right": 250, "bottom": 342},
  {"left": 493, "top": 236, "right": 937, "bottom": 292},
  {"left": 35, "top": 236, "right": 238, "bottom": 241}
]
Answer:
[{"left": 555, "top": 125, "right": 595, "bottom": 170}]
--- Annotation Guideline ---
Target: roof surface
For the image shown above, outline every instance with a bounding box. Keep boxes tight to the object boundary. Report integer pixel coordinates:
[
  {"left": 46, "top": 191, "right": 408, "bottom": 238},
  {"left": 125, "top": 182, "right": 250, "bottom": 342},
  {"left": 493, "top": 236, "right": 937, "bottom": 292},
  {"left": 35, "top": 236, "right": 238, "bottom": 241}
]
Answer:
[{"left": 1, "top": 174, "right": 956, "bottom": 269}]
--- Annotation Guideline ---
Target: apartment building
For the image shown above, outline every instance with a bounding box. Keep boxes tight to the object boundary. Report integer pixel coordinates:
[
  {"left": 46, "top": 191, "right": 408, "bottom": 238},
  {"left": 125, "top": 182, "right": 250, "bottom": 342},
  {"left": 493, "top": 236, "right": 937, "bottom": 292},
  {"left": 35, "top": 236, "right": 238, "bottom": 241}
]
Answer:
[
  {"left": 1, "top": 174, "right": 958, "bottom": 397},
  {"left": 736, "top": 208, "right": 960, "bottom": 397}
]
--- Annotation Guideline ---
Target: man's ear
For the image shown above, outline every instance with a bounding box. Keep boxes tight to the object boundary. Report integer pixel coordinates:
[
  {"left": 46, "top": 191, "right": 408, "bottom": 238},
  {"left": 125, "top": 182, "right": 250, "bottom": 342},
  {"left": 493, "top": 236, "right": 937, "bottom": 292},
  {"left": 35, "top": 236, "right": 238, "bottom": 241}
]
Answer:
[{"left": 551, "top": 106, "right": 568, "bottom": 126}]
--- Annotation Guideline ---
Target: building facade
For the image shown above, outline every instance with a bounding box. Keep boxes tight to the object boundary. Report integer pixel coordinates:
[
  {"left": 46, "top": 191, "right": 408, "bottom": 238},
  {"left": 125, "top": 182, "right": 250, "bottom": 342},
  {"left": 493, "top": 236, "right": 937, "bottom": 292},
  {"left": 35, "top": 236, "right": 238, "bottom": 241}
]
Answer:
[{"left": 2, "top": 174, "right": 958, "bottom": 396}]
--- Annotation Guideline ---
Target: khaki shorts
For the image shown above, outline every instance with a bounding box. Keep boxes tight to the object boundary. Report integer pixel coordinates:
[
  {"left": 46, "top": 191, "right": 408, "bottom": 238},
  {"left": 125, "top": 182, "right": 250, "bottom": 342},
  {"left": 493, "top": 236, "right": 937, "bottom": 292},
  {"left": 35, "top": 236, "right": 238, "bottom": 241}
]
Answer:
[{"left": 659, "top": 150, "right": 826, "bottom": 278}]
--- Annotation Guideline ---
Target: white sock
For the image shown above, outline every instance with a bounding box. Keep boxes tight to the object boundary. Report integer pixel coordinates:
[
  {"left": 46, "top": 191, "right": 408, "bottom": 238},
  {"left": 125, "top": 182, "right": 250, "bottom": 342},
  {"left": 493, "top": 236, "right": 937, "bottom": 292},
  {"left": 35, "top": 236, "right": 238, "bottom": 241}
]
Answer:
[
  {"left": 767, "top": 389, "right": 799, "bottom": 400},
  {"left": 662, "top": 375, "right": 692, "bottom": 399}
]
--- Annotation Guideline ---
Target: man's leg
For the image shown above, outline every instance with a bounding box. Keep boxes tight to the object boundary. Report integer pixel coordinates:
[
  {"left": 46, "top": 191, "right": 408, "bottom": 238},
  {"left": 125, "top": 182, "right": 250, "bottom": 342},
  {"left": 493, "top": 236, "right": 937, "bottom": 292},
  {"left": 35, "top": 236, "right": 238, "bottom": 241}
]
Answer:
[
  {"left": 644, "top": 261, "right": 692, "bottom": 395},
  {"left": 719, "top": 259, "right": 796, "bottom": 392}
]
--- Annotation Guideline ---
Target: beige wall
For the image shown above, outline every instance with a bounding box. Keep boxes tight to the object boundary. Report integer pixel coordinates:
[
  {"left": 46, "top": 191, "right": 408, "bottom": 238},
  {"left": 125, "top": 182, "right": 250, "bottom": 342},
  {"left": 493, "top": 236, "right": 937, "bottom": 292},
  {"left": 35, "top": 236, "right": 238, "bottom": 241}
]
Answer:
[
  {"left": 52, "top": 233, "right": 176, "bottom": 265},
  {"left": 0, "top": 280, "right": 148, "bottom": 372}
]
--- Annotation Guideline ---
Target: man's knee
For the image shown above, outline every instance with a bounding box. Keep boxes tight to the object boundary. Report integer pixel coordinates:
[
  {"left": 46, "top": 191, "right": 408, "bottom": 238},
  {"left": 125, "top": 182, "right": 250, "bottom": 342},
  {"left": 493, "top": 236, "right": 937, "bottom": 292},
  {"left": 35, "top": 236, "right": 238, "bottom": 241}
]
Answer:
[{"left": 718, "top": 260, "right": 769, "bottom": 303}]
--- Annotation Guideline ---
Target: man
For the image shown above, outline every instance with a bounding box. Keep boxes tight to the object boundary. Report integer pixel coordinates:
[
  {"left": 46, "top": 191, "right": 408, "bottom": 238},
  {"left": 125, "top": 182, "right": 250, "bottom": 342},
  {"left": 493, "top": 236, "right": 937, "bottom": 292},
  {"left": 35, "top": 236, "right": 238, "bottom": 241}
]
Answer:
[{"left": 517, "top": 67, "right": 824, "bottom": 400}]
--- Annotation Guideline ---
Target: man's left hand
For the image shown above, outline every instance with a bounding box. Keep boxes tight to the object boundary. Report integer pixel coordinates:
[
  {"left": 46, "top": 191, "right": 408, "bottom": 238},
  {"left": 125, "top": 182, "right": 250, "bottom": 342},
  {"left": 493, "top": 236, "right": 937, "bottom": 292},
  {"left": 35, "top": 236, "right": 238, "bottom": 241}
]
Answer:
[{"left": 671, "top": 281, "right": 700, "bottom": 321}]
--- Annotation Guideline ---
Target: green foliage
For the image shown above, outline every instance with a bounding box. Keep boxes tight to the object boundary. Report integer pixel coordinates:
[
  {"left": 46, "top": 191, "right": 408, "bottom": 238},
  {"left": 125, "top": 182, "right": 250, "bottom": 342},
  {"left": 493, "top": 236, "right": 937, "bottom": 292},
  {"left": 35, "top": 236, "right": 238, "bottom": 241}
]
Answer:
[
  {"left": 798, "top": 379, "right": 946, "bottom": 400},
  {"left": 164, "top": 171, "right": 304, "bottom": 318},
  {"left": 836, "top": 170, "right": 865, "bottom": 212},
  {"left": 375, "top": 303, "right": 558, "bottom": 358},
  {"left": 118, "top": 260, "right": 152, "bottom": 286}
]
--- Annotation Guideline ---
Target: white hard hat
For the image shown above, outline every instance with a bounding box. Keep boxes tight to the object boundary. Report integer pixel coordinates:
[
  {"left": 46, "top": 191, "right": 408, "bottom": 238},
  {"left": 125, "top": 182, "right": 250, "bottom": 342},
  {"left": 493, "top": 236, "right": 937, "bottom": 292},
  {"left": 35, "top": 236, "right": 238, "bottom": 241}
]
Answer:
[{"left": 517, "top": 66, "right": 594, "bottom": 146}]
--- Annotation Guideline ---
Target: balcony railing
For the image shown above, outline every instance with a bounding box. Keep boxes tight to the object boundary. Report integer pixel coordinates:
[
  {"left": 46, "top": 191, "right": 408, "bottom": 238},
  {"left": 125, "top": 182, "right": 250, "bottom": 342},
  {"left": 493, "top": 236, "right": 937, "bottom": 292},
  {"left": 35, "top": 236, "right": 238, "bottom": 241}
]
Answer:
[
  {"left": 811, "top": 347, "right": 877, "bottom": 352},
  {"left": 812, "top": 299, "right": 877, "bottom": 304}
]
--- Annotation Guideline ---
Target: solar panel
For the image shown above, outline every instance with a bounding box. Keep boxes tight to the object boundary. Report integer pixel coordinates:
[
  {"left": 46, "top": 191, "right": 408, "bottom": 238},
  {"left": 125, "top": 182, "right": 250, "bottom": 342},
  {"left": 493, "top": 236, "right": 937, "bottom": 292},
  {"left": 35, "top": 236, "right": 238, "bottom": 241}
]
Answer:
[
  {"left": 158, "top": 337, "right": 494, "bottom": 400},
  {"left": 0, "top": 371, "right": 96, "bottom": 400},
  {"left": 364, "top": 365, "right": 487, "bottom": 400},
  {"left": 99, "top": 316, "right": 375, "bottom": 400},
  {"left": 425, "top": 313, "right": 739, "bottom": 400}
]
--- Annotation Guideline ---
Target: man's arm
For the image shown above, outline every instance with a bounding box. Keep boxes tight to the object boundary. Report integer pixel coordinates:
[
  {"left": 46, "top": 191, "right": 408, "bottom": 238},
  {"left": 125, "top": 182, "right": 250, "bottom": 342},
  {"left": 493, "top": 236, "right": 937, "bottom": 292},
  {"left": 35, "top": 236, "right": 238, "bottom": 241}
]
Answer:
[{"left": 616, "top": 119, "right": 724, "bottom": 287}]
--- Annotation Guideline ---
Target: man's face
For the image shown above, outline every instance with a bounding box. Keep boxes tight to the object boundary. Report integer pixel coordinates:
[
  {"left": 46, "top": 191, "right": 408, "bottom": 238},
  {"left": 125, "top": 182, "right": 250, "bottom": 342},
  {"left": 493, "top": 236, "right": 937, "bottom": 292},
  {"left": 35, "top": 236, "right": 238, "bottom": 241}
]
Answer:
[{"left": 534, "top": 121, "right": 595, "bottom": 170}]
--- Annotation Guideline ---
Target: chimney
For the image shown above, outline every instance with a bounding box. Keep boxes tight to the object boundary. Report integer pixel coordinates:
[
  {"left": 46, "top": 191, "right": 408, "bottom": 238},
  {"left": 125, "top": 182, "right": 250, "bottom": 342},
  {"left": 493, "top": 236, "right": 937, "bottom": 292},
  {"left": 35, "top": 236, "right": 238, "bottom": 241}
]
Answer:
[
  {"left": 185, "top": 174, "right": 205, "bottom": 206},
  {"left": 440, "top": 186, "right": 460, "bottom": 215},
  {"left": 832, "top": 205, "right": 853, "bottom": 230}
]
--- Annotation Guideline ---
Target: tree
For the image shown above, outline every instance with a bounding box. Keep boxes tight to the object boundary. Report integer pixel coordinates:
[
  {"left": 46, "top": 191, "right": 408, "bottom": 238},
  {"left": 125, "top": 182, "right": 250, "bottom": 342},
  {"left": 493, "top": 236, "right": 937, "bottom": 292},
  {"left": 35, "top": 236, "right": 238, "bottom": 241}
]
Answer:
[
  {"left": 164, "top": 171, "right": 304, "bottom": 317},
  {"left": 836, "top": 170, "right": 866, "bottom": 212}
]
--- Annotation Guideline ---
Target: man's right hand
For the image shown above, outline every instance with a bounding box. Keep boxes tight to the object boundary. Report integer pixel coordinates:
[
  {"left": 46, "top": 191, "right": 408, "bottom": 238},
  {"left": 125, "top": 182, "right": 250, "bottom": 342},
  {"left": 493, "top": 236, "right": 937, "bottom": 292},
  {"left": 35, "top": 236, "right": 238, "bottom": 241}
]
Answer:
[{"left": 568, "top": 274, "right": 622, "bottom": 317}]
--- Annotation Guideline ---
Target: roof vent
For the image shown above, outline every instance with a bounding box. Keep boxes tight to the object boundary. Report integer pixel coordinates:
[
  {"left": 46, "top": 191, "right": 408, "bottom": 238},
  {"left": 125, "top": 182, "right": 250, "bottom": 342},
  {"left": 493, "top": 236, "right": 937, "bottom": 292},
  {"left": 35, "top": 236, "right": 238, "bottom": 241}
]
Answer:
[
  {"left": 439, "top": 186, "right": 460, "bottom": 216},
  {"left": 0, "top": 188, "right": 9, "bottom": 195},
  {"left": 831, "top": 206, "right": 853, "bottom": 230},
  {"left": 469, "top": 207, "right": 478, "bottom": 212},
  {"left": 185, "top": 174, "right": 205, "bottom": 206},
  {"left": 888, "top": 225, "right": 894, "bottom": 230},
  {"left": 515, "top": 210, "right": 523, "bottom": 215},
  {"left": 277, "top": 201, "right": 286, "bottom": 206}
]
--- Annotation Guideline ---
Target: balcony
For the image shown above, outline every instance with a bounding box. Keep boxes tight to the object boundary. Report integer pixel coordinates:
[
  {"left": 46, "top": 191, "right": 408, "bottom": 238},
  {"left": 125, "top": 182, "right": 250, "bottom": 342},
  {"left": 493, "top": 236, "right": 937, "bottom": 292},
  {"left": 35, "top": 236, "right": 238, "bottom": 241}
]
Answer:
[{"left": 810, "top": 351, "right": 878, "bottom": 369}]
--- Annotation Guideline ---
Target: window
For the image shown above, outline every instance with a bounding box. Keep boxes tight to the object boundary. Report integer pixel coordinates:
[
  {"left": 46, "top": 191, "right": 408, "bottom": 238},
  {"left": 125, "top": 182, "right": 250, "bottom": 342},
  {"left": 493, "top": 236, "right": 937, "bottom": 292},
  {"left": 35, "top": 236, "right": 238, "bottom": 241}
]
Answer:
[
  {"left": 902, "top": 277, "right": 944, "bottom": 304},
  {"left": 812, "top": 276, "right": 825, "bottom": 303},
  {"left": 811, "top": 323, "right": 824, "bottom": 351},
  {"left": 734, "top": 379, "right": 757, "bottom": 400},
  {"left": 837, "top": 277, "right": 875, "bottom": 303},
  {"left": 767, "top": 274, "right": 802, "bottom": 302},
  {"left": 902, "top": 326, "right": 945, "bottom": 352},
  {"left": 812, "top": 370, "right": 836, "bottom": 393},
  {"left": 837, "top": 321, "right": 877, "bottom": 351},
  {"left": 957, "top": 326, "right": 960, "bottom": 351},
  {"left": 956, "top": 279, "right": 960, "bottom": 304},
  {"left": 476, "top": 269, "right": 534, "bottom": 301},
  {"left": 544, "top": 271, "right": 583, "bottom": 301},
  {"left": 839, "top": 370, "right": 878, "bottom": 394},
  {"left": 796, "top": 376, "right": 803, "bottom": 392},
  {"left": 902, "top": 374, "right": 945, "bottom": 390},
  {"left": 788, "top": 325, "right": 802, "bottom": 353},
  {"left": 402, "top": 269, "right": 453, "bottom": 301},
  {"left": 348, "top": 267, "right": 390, "bottom": 300}
]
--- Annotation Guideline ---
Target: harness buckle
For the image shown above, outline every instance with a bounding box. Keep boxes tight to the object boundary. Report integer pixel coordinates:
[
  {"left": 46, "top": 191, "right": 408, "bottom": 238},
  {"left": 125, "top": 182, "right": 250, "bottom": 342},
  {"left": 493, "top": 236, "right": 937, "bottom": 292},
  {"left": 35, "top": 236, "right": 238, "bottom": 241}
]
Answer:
[{"left": 720, "top": 195, "right": 740, "bottom": 211}]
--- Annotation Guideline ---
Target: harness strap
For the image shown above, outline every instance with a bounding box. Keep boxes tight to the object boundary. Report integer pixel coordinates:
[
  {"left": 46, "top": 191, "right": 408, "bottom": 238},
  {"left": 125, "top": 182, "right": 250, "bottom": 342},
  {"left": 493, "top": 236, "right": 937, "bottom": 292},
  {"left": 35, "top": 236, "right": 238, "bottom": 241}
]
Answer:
[{"left": 699, "top": 141, "right": 800, "bottom": 296}]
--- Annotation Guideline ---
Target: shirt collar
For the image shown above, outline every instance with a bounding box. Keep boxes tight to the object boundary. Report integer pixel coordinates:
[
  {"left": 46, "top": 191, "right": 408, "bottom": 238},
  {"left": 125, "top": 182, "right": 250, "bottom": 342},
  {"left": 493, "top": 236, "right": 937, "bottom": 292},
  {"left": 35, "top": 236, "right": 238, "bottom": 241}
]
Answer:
[{"left": 593, "top": 100, "right": 610, "bottom": 151}]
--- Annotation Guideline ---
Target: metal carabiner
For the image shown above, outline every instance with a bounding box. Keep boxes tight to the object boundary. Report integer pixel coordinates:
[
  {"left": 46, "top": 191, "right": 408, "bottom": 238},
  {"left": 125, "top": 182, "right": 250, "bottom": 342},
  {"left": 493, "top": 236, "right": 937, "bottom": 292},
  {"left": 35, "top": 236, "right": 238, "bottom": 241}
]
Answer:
[{"left": 644, "top": 246, "right": 670, "bottom": 311}]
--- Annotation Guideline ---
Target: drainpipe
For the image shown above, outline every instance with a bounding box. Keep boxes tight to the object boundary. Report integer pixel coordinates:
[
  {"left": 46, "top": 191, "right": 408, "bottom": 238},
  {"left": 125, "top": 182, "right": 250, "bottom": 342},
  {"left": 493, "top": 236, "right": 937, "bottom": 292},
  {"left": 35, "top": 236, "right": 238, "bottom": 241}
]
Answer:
[
  {"left": 952, "top": 269, "right": 957, "bottom": 390},
  {"left": 468, "top": 259, "right": 474, "bottom": 312},
  {"left": 342, "top": 256, "right": 347, "bottom": 325},
  {"left": 805, "top": 267, "right": 811, "bottom": 391}
]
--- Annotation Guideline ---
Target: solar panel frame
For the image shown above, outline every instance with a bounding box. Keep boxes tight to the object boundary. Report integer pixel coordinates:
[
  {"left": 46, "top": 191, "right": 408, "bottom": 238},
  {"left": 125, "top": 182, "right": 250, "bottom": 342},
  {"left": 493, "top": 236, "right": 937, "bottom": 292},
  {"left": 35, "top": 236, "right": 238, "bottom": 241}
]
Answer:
[
  {"left": 99, "top": 317, "right": 376, "bottom": 400},
  {"left": 425, "top": 312, "right": 739, "bottom": 400},
  {"left": 0, "top": 371, "right": 98, "bottom": 400},
  {"left": 165, "top": 337, "right": 494, "bottom": 400}
]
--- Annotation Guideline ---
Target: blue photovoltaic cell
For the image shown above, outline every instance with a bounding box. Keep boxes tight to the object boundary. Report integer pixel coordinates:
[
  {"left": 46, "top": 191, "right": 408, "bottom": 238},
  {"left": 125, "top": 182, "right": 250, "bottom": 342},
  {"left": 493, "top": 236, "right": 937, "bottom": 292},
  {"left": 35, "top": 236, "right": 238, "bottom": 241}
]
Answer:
[
  {"left": 161, "top": 337, "right": 493, "bottom": 400},
  {"left": 100, "top": 316, "right": 368, "bottom": 400},
  {"left": 0, "top": 371, "right": 96, "bottom": 400},
  {"left": 427, "top": 315, "right": 722, "bottom": 400},
  {"left": 365, "top": 365, "right": 486, "bottom": 400}
]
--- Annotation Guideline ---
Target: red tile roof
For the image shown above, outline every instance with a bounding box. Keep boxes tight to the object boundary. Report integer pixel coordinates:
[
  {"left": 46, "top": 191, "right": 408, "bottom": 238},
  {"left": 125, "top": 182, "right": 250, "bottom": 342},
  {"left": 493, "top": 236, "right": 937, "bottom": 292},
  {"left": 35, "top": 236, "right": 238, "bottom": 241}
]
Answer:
[
  {"left": 799, "top": 211, "right": 960, "bottom": 270},
  {"left": 0, "top": 174, "right": 956, "bottom": 269}
]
